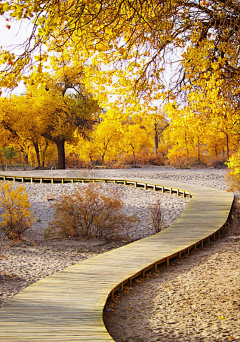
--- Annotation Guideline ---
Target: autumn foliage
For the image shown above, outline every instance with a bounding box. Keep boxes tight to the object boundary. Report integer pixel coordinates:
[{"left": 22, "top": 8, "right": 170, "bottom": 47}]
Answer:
[
  {"left": 226, "top": 149, "right": 240, "bottom": 192},
  {"left": 0, "top": 1, "right": 239, "bottom": 171},
  {"left": 0, "top": 182, "right": 34, "bottom": 240},
  {"left": 44, "top": 184, "right": 137, "bottom": 240}
]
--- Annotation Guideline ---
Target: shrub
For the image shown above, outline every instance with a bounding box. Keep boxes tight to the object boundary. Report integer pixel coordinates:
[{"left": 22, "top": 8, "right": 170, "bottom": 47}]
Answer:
[
  {"left": 0, "top": 182, "right": 34, "bottom": 240},
  {"left": 201, "top": 155, "right": 227, "bottom": 168},
  {"left": 226, "top": 173, "right": 240, "bottom": 192},
  {"left": 168, "top": 153, "right": 197, "bottom": 168},
  {"left": 65, "top": 155, "right": 91, "bottom": 169},
  {"left": 149, "top": 198, "right": 164, "bottom": 233},
  {"left": 45, "top": 183, "right": 138, "bottom": 240},
  {"left": 147, "top": 152, "right": 165, "bottom": 166},
  {"left": 111, "top": 153, "right": 134, "bottom": 168},
  {"left": 226, "top": 150, "right": 240, "bottom": 191},
  {"left": 226, "top": 197, "right": 240, "bottom": 235}
]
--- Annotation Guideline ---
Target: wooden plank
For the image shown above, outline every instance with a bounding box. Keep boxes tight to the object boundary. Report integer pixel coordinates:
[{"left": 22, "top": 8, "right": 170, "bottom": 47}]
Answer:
[{"left": 0, "top": 174, "right": 234, "bottom": 341}]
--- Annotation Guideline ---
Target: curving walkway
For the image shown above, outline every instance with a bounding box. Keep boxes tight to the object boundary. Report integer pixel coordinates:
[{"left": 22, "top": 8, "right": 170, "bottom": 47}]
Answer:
[{"left": 0, "top": 175, "right": 234, "bottom": 341}]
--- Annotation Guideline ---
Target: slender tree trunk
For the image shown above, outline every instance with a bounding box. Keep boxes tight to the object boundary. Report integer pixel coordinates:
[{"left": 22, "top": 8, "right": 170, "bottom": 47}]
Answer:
[
  {"left": 184, "top": 133, "right": 189, "bottom": 156},
  {"left": 101, "top": 147, "right": 108, "bottom": 164},
  {"left": 24, "top": 154, "right": 28, "bottom": 165},
  {"left": 154, "top": 122, "right": 158, "bottom": 154},
  {"left": 90, "top": 156, "right": 93, "bottom": 167},
  {"left": 42, "top": 140, "right": 49, "bottom": 168},
  {"left": 226, "top": 133, "right": 229, "bottom": 159},
  {"left": 56, "top": 139, "right": 65, "bottom": 169},
  {"left": 198, "top": 148, "right": 201, "bottom": 163},
  {"left": 132, "top": 150, "right": 136, "bottom": 165},
  {"left": 33, "top": 142, "right": 41, "bottom": 168},
  {"left": 197, "top": 137, "right": 200, "bottom": 164},
  {"left": 101, "top": 154, "right": 105, "bottom": 164}
]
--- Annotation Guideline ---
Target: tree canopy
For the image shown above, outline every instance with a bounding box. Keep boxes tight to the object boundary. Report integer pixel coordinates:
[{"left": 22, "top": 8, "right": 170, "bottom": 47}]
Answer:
[
  {"left": 0, "top": 0, "right": 239, "bottom": 103},
  {"left": 0, "top": 0, "right": 239, "bottom": 172},
  {"left": 0, "top": 65, "right": 102, "bottom": 168}
]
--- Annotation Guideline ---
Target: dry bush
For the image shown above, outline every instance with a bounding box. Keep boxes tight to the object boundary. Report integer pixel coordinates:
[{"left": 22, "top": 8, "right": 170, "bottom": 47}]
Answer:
[
  {"left": 169, "top": 154, "right": 197, "bottom": 168},
  {"left": 201, "top": 155, "right": 227, "bottom": 168},
  {"left": 147, "top": 152, "right": 165, "bottom": 166},
  {"left": 65, "top": 155, "right": 91, "bottom": 169},
  {"left": 135, "top": 151, "right": 165, "bottom": 166},
  {"left": 115, "top": 154, "right": 134, "bottom": 167},
  {"left": 149, "top": 198, "right": 164, "bottom": 233},
  {"left": 0, "top": 182, "right": 34, "bottom": 240},
  {"left": 45, "top": 183, "right": 138, "bottom": 240},
  {"left": 105, "top": 154, "right": 133, "bottom": 169},
  {"left": 230, "top": 198, "right": 240, "bottom": 235},
  {"left": 107, "top": 151, "right": 166, "bottom": 168},
  {"left": 226, "top": 173, "right": 240, "bottom": 192},
  {"left": 224, "top": 196, "right": 240, "bottom": 236}
]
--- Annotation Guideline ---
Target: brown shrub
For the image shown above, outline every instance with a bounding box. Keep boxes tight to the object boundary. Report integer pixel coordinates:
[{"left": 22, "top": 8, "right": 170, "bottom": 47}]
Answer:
[
  {"left": 107, "top": 151, "right": 166, "bottom": 168},
  {"left": 45, "top": 183, "right": 138, "bottom": 240},
  {"left": 226, "top": 173, "right": 240, "bottom": 192},
  {"left": 144, "top": 152, "right": 165, "bottom": 166},
  {"left": 149, "top": 198, "right": 164, "bottom": 233},
  {"left": 65, "top": 155, "right": 92, "bottom": 169},
  {"left": 168, "top": 154, "right": 197, "bottom": 168},
  {"left": 223, "top": 196, "right": 240, "bottom": 236}
]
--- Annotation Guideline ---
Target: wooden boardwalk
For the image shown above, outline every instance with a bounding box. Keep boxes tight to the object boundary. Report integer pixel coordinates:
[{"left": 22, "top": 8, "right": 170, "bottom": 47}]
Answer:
[{"left": 0, "top": 175, "right": 234, "bottom": 341}]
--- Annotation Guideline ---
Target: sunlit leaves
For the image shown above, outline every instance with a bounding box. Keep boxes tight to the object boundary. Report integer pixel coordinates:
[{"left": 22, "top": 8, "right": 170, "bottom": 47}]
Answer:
[
  {"left": 0, "top": 0, "right": 240, "bottom": 106},
  {"left": 0, "top": 181, "right": 34, "bottom": 240}
]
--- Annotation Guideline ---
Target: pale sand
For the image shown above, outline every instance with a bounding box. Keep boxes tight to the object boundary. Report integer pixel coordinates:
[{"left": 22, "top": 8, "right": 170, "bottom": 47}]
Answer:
[{"left": 0, "top": 168, "right": 239, "bottom": 341}]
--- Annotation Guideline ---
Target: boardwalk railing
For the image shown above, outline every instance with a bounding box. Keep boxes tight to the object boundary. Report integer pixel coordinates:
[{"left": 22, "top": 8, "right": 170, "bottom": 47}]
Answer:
[{"left": 0, "top": 174, "right": 234, "bottom": 342}]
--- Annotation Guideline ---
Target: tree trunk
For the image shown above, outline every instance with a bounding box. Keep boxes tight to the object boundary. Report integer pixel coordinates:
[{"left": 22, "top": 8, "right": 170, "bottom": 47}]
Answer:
[
  {"left": 197, "top": 137, "right": 200, "bottom": 164},
  {"left": 56, "top": 139, "right": 66, "bottom": 169},
  {"left": 33, "top": 142, "right": 41, "bottom": 168},
  {"left": 184, "top": 133, "right": 189, "bottom": 155},
  {"left": 42, "top": 140, "right": 49, "bottom": 168},
  {"left": 41, "top": 133, "right": 66, "bottom": 169},
  {"left": 24, "top": 154, "right": 29, "bottom": 165},
  {"left": 226, "top": 133, "right": 229, "bottom": 159},
  {"left": 132, "top": 150, "right": 136, "bottom": 165},
  {"left": 101, "top": 155, "right": 105, "bottom": 164},
  {"left": 101, "top": 151, "right": 106, "bottom": 165},
  {"left": 90, "top": 156, "right": 93, "bottom": 167},
  {"left": 154, "top": 122, "right": 158, "bottom": 154},
  {"left": 19, "top": 146, "right": 29, "bottom": 165}
]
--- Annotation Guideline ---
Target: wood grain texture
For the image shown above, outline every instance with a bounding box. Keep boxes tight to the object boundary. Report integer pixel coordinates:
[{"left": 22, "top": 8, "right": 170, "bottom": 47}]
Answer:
[{"left": 0, "top": 175, "right": 234, "bottom": 341}]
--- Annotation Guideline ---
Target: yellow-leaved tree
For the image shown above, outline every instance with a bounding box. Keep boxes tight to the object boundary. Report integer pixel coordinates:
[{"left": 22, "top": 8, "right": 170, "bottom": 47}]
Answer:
[
  {"left": 120, "top": 117, "right": 152, "bottom": 165},
  {"left": 0, "top": 63, "right": 103, "bottom": 169},
  {"left": 0, "top": 0, "right": 239, "bottom": 170},
  {"left": 1, "top": 1, "right": 239, "bottom": 103}
]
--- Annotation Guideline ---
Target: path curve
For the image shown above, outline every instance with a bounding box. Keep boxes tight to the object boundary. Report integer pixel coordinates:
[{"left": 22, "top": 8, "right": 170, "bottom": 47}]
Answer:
[{"left": 0, "top": 175, "right": 234, "bottom": 341}]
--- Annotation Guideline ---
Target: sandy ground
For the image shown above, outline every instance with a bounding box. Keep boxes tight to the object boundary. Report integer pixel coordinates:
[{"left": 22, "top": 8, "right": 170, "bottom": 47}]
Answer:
[
  {"left": 104, "top": 234, "right": 239, "bottom": 342},
  {"left": 0, "top": 167, "right": 239, "bottom": 341}
]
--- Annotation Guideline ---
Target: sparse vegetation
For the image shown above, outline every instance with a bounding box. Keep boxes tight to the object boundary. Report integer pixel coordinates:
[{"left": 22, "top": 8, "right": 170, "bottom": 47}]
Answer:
[
  {"left": 44, "top": 183, "right": 138, "bottom": 241},
  {"left": 149, "top": 198, "right": 164, "bottom": 233},
  {"left": 224, "top": 196, "right": 240, "bottom": 236},
  {"left": 226, "top": 149, "right": 240, "bottom": 192},
  {"left": 0, "top": 182, "right": 34, "bottom": 240}
]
